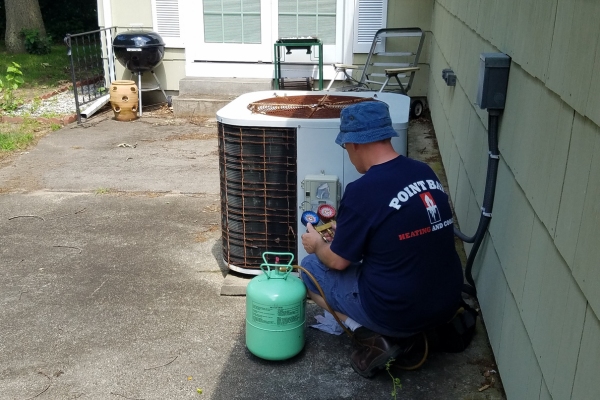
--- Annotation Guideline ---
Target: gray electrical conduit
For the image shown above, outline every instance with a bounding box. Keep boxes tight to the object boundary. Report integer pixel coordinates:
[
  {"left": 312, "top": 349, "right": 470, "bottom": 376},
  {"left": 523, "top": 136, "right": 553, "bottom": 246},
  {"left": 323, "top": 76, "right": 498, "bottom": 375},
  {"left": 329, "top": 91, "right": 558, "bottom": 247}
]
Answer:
[
  {"left": 453, "top": 109, "right": 502, "bottom": 298},
  {"left": 295, "top": 264, "right": 428, "bottom": 371}
]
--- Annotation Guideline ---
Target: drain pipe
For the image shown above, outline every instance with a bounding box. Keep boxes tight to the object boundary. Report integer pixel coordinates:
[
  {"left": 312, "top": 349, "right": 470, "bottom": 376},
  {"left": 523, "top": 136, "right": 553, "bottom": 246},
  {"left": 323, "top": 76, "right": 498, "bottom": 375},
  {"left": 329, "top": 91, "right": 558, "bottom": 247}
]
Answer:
[{"left": 454, "top": 53, "right": 510, "bottom": 298}]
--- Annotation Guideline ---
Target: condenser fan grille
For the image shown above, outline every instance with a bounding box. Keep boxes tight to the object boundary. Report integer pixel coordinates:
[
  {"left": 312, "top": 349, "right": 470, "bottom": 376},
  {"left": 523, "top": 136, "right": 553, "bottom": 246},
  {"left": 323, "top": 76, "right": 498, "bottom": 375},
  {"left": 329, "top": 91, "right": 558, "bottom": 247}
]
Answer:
[
  {"left": 247, "top": 94, "right": 376, "bottom": 119},
  {"left": 219, "top": 123, "right": 297, "bottom": 269}
]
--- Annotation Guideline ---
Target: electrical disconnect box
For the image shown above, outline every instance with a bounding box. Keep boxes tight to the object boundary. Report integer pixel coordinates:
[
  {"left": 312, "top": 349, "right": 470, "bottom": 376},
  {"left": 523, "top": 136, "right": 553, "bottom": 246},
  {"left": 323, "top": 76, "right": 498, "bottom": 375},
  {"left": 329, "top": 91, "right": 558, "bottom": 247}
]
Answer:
[
  {"left": 476, "top": 53, "right": 511, "bottom": 110},
  {"left": 442, "top": 68, "right": 457, "bottom": 86},
  {"left": 301, "top": 174, "right": 341, "bottom": 213}
]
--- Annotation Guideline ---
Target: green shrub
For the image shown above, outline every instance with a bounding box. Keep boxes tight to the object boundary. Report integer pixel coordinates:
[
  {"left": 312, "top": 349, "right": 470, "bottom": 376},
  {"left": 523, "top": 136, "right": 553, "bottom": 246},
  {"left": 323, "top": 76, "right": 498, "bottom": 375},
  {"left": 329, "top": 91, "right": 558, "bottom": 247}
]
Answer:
[
  {"left": 21, "top": 29, "right": 52, "bottom": 55},
  {"left": 0, "top": 62, "right": 24, "bottom": 112}
]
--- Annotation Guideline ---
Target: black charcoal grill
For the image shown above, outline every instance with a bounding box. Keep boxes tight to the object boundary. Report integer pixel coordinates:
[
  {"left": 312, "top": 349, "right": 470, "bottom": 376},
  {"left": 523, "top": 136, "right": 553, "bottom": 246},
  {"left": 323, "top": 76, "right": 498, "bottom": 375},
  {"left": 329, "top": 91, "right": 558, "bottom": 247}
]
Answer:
[{"left": 112, "top": 30, "right": 171, "bottom": 115}]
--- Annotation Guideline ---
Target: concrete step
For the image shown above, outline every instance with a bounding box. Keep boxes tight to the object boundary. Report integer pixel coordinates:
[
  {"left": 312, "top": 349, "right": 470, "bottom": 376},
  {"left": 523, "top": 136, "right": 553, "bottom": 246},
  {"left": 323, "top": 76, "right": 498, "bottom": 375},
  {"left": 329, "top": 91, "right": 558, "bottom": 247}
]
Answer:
[
  {"left": 173, "top": 77, "right": 273, "bottom": 117},
  {"left": 179, "top": 77, "right": 272, "bottom": 97},
  {"left": 172, "top": 94, "right": 237, "bottom": 118}
]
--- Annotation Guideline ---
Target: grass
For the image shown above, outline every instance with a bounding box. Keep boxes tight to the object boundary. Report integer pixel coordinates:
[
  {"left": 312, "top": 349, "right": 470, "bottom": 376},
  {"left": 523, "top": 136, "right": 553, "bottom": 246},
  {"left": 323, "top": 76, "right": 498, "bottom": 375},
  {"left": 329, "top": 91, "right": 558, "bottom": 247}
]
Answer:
[
  {"left": 0, "top": 41, "right": 73, "bottom": 158},
  {"left": 0, "top": 42, "right": 72, "bottom": 88},
  {"left": 0, "top": 117, "right": 60, "bottom": 152},
  {"left": 0, "top": 118, "right": 62, "bottom": 158},
  {"left": 0, "top": 128, "right": 34, "bottom": 150},
  {"left": 94, "top": 187, "right": 111, "bottom": 195}
]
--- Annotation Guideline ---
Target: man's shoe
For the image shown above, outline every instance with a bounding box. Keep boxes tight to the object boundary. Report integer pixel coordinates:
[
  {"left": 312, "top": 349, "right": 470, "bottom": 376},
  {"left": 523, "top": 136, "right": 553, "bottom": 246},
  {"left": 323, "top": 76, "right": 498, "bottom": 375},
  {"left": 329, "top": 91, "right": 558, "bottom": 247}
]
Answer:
[
  {"left": 390, "top": 332, "right": 428, "bottom": 371},
  {"left": 350, "top": 334, "right": 404, "bottom": 378},
  {"left": 352, "top": 326, "right": 379, "bottom": 344}
]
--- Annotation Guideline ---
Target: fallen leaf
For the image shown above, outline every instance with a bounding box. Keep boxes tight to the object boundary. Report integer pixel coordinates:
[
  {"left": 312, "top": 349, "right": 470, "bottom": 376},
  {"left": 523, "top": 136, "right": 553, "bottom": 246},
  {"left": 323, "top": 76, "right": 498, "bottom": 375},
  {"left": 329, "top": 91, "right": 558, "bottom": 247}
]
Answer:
[{"left": 478, "top": 384, "right": 490, "bottom": 392}]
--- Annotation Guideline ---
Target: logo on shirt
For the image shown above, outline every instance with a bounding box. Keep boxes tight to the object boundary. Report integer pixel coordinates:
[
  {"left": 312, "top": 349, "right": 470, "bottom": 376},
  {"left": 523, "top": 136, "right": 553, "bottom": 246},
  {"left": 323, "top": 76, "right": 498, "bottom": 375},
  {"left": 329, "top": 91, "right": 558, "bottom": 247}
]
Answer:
[
  {"left": 419, "top": 192, "right": 441, "bottom": 224},
  {"left": 393, "top": 182, "right": 454, "bottom": 241}
]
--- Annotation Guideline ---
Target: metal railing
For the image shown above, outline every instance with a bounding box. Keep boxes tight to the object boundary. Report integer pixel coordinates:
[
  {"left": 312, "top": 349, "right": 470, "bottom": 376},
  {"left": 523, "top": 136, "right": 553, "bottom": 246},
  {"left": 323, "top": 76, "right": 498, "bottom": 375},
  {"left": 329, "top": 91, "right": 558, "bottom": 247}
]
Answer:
[{"left": 64, "top": 27, "right": 116, "bottom": 123}]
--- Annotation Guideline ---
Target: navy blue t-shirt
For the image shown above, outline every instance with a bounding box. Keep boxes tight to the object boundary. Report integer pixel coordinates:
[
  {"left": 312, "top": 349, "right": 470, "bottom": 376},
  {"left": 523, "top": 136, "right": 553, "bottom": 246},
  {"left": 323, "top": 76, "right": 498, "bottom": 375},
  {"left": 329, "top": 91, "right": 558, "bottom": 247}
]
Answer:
[{"left": 330, "top": 155, "right": 463, "bottom": 334}]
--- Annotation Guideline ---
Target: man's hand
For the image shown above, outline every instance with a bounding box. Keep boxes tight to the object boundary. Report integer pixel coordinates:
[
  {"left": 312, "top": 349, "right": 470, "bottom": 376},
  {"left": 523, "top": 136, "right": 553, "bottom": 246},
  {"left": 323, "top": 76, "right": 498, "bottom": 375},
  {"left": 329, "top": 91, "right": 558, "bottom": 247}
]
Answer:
[
  {"left": 301, "top": 222, "right": 351, "bottom": 271},
  {"left": 301, "top": 223, "right": 327, "bottom": 254}
]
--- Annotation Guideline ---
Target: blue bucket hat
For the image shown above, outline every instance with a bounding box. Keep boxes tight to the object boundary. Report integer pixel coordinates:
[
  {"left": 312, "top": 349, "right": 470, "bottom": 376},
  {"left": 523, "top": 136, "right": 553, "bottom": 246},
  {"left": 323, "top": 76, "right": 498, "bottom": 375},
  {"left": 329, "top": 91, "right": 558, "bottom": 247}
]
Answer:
[{"left": 335, "top": 101, "right": 398, "bottom": 146}]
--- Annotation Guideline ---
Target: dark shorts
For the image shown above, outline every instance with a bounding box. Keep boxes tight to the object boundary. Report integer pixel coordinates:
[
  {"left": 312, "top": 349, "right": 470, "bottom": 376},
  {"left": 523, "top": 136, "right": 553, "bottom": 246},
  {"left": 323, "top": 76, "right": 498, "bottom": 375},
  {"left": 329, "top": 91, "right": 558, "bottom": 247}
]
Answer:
[{"left": 300, "top": 254, "right": 410, "bottom": 337}]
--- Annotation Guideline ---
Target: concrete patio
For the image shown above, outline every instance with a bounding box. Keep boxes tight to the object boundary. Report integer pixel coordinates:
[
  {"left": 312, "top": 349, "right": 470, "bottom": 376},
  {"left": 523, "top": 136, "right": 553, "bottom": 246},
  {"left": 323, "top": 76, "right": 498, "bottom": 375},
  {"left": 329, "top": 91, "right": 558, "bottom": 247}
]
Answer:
[{"left": 0, "top": 104, "right": 504, "bottom": 399}]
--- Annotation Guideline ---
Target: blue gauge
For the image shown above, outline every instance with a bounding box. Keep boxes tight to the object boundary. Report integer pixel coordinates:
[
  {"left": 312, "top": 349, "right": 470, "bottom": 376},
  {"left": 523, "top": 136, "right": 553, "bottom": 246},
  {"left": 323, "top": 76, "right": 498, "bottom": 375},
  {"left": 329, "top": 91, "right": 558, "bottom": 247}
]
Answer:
[{"left": 301, "top": 211, "right": 320, "bottom": 226}]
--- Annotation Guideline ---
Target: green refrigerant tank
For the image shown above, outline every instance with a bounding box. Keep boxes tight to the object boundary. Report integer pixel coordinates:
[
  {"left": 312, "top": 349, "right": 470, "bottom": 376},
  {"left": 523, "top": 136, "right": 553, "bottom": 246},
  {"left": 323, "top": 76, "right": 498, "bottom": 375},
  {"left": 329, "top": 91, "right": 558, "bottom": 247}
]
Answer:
[{"left": 246, "top": 252, "right": 306, "bottom": 360}]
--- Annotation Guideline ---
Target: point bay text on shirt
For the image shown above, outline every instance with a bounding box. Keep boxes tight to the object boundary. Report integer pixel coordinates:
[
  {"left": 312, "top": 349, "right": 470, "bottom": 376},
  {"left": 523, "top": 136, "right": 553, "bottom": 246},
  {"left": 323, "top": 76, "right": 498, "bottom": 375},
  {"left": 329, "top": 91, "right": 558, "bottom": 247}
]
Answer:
[{"left": 388, "top": 179, "right": 445, "bottom": 210}]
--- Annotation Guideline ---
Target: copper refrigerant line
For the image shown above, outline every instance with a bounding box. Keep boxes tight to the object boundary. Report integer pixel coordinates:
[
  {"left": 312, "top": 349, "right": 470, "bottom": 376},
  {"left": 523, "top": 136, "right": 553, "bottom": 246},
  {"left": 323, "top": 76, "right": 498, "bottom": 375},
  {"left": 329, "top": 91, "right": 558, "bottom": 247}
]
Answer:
[{"left": 294, "top": 263, "right": 429, "bottom": 371}]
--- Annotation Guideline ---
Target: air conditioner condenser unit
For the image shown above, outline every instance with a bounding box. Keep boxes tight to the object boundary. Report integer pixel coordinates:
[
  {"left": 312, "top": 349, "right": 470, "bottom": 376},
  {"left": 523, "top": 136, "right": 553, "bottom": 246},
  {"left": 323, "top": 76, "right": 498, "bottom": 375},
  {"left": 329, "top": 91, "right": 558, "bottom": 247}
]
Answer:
[{"left": 216, "top": 90, "right": 410, "bottom": 274}]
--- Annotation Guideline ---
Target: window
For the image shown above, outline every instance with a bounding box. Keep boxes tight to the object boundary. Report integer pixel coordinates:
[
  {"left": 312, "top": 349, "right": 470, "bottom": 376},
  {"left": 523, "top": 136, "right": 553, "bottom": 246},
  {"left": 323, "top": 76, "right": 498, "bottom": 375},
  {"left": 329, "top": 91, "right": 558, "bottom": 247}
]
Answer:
[
  {"left": 203, "top": 0, "right": 261, "bottom": 44},
  {"left": 278, "top": 0, "right": 336, "bottom": 44}
]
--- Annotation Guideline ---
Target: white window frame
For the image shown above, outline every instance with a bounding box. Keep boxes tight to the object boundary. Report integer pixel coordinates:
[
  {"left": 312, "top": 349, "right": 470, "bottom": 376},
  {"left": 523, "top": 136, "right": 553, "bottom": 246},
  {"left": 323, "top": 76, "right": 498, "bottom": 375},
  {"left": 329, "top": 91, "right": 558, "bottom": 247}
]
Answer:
[{"left": 151, "top": 0, "right": 185, "bottom": 48}]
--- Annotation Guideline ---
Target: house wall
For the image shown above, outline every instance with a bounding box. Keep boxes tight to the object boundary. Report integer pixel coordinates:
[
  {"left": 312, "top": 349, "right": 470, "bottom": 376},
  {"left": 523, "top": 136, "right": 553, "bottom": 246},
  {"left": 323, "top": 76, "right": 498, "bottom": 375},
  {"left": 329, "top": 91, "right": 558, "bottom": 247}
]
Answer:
[
  {"left": 426, "top": 0, "right": 599, "bottom": 398},
  {"left": 99, "top": 0, "right": 185, "bottom": 92}
]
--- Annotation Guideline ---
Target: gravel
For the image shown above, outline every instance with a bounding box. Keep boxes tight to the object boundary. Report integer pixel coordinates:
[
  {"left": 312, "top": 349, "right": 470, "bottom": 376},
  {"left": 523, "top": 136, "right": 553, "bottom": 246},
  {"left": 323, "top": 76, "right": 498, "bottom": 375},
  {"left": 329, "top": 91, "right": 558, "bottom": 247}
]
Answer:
[
  {"left": 8, "top": 84, "right": 104, "bottom": 117},
  {"left": 9, "top": 90, "right": 77, "bottom": 117}
]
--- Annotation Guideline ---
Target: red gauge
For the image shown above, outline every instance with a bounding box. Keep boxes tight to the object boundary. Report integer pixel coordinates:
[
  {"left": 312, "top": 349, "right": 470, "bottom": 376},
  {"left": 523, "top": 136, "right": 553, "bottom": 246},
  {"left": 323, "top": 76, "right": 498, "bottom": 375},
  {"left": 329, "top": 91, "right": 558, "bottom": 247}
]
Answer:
[{"left": 317, "top": 204, "right": 336, "bottom": 222}]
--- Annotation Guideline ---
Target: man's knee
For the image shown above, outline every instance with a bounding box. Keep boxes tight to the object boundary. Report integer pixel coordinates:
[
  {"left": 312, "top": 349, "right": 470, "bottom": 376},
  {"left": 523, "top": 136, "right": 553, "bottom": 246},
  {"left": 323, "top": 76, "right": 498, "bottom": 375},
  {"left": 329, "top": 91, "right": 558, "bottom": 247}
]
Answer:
[
  {"left": 300, "top": 253, "right": 326, "bottom": 272},
  {"left": 299, "top": 254, "right": 326, "bottom": 289},
  {"left": 300, "top": 253, "right": 318, "bottom": 267}
]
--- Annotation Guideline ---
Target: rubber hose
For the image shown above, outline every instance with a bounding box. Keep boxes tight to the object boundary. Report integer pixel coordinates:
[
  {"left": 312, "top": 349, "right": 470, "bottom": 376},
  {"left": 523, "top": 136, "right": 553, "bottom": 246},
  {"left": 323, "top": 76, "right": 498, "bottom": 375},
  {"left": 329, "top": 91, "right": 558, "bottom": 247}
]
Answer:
[
  {"left": 294, "top": 265, "right": 356, "bottom": 341},
  {"left": 461, "top": 110, "right": 501, "bottom": 297}
]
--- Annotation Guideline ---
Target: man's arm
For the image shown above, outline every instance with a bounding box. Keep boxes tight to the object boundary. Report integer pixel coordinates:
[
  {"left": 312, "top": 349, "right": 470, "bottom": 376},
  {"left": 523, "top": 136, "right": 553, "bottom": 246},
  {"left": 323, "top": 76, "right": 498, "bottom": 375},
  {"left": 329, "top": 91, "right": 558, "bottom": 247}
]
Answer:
[{"left": 301, "top": 223, "right": 351, "bottom": 271}]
